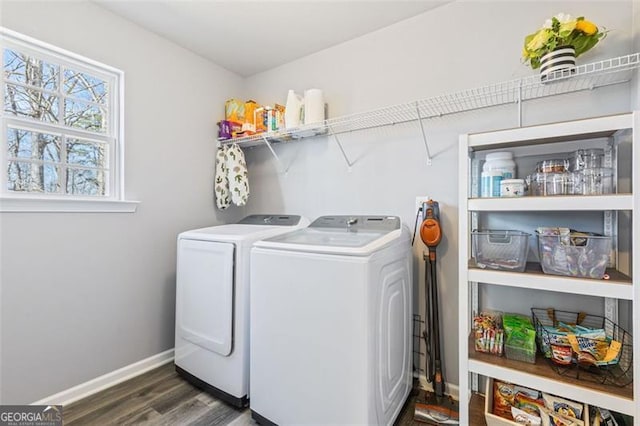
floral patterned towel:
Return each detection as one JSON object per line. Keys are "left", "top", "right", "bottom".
{"left": 214, "top": 144, "right": 230, "bottom": 209}
{"left": 227, "top": 143, "right": 249, "bottom": 206}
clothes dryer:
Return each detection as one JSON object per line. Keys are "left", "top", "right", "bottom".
{"left": 250, "top": 215, "right": 412, "bottom": 425}
{"left": 175, "top": 215, "right": 308, "bottom": 407}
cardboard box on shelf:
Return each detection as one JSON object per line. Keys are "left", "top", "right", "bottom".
{"left": 225, "top": 99, "right": 245, "bottom": 123}
{"left": 242, "top": 100, "right": 258, "bottom": 133}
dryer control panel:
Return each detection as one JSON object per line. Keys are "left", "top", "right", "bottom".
{"left": 309, "top": 215, "right": 400, "bottom": 231}
{"left": 238, "top": 215, "right": 302, "bottom": 226}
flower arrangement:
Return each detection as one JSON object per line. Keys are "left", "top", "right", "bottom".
{"left": 523, "top": 13, "right": 606, "bottom": 69}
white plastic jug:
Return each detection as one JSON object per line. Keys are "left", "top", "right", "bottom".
{"left": 284, "top": 90, "right": 304, "bottom": 129}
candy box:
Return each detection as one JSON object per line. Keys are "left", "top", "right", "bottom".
{"left": 225, "top": 99, "right": 245, "bottom": 123}
{"left": 218, "top": 120, "right": 242, "bottom": 140}
{"left": 243, "top": 100, "right": 258, "bottom": 133}
{"left": 254, "top": 106, "right": 266, "bottom": 133}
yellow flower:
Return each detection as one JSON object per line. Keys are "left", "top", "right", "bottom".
{"left": 526, "top": 29, "right": 551, "bottom": 52}
{"left": 576, "top": 19, "right": 598, "bottom": 35}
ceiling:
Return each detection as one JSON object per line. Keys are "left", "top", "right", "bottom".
{"left": 94, "top": 1, "right": 449, "bottom": 77}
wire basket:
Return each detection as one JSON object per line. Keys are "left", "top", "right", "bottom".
{"left": 531, "top": 308, "right": 633, "bottom": 387}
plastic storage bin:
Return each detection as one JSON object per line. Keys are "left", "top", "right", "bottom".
{"left": 575, "top": 167, "right": 614, "bottom": 195}
{"left": 532, "top": 308, "right": 633, "bottom": 387}
{"left": 502, "top": 313, "right": 536, "bottom": 364}
{"left": 474, "top": 311, "right": 504, "bottom": 356}
{"left": 504, "top": 327, "right": 536, "bottom": 364}
{"left": 529, "top": 172, "right": 575, "bottom": 196}
{"left": 472, "top": 230, "right": 530, "bottom": 272}
{"left": 569, "top": 148, "right": 604, "bottom": 171}
{"left": 536, "top": 228, "right": 611, "bottom": 279}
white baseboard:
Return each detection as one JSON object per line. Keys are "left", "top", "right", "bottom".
{"left": 32, "top": 349, "right": 174, "bottom": 406}
{"left": 414, "top": 372, "right": 460, "bottom": 400}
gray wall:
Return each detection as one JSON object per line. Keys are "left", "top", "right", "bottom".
{"left": 0, "top": 1, "right": 243, "bottom": 403}
{"left": 240, "top": 1, "right": 636, "bottom": 388}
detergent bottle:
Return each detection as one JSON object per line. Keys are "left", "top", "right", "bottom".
{"left": 284, "top": 90, "right": 304, "bottom": 129}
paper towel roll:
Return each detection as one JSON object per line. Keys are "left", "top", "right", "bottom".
{"left": 304, "top": 89, "right": 324, "bottom": 125}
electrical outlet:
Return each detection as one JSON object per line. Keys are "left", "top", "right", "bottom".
{"left": 415, "top": 196, "right": 429, "bottom": 216}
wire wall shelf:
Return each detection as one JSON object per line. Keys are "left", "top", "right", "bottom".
{"left": 219, "top": 53, "right": 640, "bottom": 165}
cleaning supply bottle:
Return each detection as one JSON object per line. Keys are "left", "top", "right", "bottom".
{"left": 284, "top": 90, "right": 303, "bottom": 129}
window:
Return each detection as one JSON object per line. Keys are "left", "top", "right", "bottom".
{"left": 1, "top": 28, "right": 134, "bottom": 212}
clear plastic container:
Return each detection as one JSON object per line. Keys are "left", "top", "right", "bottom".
{"left": 536, "top": 159, "right": 568, "bottom": 173}
{"left": 472, "top": 230, "right": 530, "bottom": 272}
{"left": 569, "top": 149, "right": 604, "bottom": 171}
{"left": 536, "top": 228, "right": 611, "bottom": 279}
{"left": 530, "top": 172, "right": 574, "bottom": 196}
{"left": 575, "top": 167, "right": 613, "bottom": 195}
{"left": 546, "top": 172, "right": 574, "bottom": 195}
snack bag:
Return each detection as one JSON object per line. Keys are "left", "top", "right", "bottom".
{"left": 550, "top": 344, "right": 573, "bottom": 365}
{"left": 540, "top": 407, "right": 584, "bottom": 426}
{"left": 516, "top": 393, "right": 546, "bottom": 417}
{"left": 512, "top": 406, "right": 542, "bottom": 425}
{"left": 542, "top": 393, "right": 584, "bottom": 419}
{"left": 493, "top": 380, "right": 516, "bottom": 420}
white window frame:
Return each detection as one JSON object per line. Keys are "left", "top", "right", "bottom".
{"left": 0, "top": 27, "right": 137, "bottom": 212}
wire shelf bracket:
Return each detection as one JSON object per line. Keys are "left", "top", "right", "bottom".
{"left": 261, "top": 135, "right": 286, "bottom": 173}
{"left": 327, "top": 124, "right": 354, "bottom": 170}
{"left": 415, "top": 101, "right": 433, "bottom": 166}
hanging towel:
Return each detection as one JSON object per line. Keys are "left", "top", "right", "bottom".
{"left": 214, "top": 143, "right": 231, "bottom": 210}
{"left": 227, "top": 143, "right": 250, "bottom": 206}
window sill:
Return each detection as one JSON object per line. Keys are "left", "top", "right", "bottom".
{"left": 0, "top": 196, "right": 140, "bottom": 213}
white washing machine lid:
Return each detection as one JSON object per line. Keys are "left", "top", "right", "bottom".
{"left": 178, "top": 215, "right": 309, "bottom": 243}
{"left": 253, "top": 215, "right": 405, "bottom": 256}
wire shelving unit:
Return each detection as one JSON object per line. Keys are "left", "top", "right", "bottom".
{"left": 219, "top": 53, "right": 640, "bottom": 166}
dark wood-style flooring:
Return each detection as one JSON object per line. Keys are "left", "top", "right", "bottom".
{"left": 64, "top": 363, "right": 486, "bottom": 425}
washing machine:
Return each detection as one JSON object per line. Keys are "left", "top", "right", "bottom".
{"left": 250, "top": 215, "right": 412, "bottom": 425}
{"left": 174, "top": 214, "right": 309, "bottom": 407}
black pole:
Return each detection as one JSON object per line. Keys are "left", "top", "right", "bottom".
{"left": 431, "top": 248, "right": 445, "bottom": 398}
{"left": 423, "top": 254, "right": 432, "bottom": 383}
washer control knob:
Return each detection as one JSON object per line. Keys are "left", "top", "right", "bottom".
{"left": 347, "top": 217, "right": 358, "bottom": 226}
